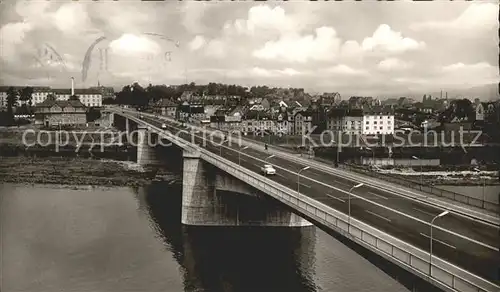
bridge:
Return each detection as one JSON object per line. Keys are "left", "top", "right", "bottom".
{"left": 106, "top": 107, "right": 499, "bottom": 292}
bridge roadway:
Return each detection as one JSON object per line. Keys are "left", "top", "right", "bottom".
{"left": 129, "top": 113, "right": 499, "bottom": 285}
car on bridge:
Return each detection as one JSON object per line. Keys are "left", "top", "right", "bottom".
{"left": 261, "top": 164, "right": 276, "bottom": 175}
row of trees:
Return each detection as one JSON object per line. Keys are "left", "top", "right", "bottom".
{"left": 3, "top": 87, "right": 35, "bottom": 122}
{"left": 107, "top": 82, "right": 309, "bottom": 108}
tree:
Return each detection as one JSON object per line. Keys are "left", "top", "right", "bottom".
{"left": 69, "top": 95, "right": 80, "bottom": 101}
{"left": 86, "top": 107, "right": 101, "bottom": 122}
{"left": 131, "top": 82, "right": 147, "bottom": 108}
{"left": 6, "top": 87, "right": 18, "bottom": 115}
{"left": 453, "top": 99, "right": 474, "bottom": 121}
{"left": 20, "top": 86, "right": 34, "bottom": 105}
{"left": 102, "top": 97, "right": 115, "bottom": 105}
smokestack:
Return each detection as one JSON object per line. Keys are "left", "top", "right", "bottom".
{"left": 71, "top": 77, "right": 75, "bottom": 96}
{"left": 445, "top": 92, "right": 448, "bottom": 99}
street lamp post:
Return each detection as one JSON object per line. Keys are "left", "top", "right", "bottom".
{"left": 220, "top": 139, "right": 228, "bottom": 156}
{"left": 429, "top": 210, "right": 449, "bottom": 277}
{"left": 297, "top": 166, "right": 310, "bottom": 195}
{"left": 412, "top": 156, "right": 423, "bottom": 189}
{"left": 239, "top": 146, "right": 249, "bottom": 166}
{"left": 474, "top": 167, "right": 486, "bottom": 208}
{"left": 366, "top": 147, "right": 375, "bottom": 165}
{"left": 348, "top": 183, "right": 364, "bottom": 232}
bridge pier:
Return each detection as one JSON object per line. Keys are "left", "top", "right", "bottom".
{"left": 137, "top": 125, "right": 159, "bottom": 166}
{"left": 181, "top": 150, "right": 312, "bottom": 227}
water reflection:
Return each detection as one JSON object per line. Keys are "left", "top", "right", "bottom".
{"left": 144, "top": 182, "right": 318, "bottom": 292}
{"left": 2, "top": 182, "right": 411, "bottom": 292}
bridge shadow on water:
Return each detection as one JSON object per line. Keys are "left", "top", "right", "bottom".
{"left": 275, "top": 200, "right": 445, "bottom": 292}
{"left": 141, "top": 181, "right": 319, "bottom": 292}
{"left": 138, "top": 180, "right": 444, "bottom": 292}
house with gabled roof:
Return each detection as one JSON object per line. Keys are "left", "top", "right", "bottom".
{"left": 34, "top": 94, "right": 87, "bottom": 126}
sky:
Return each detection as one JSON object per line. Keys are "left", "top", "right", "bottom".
{"left": 0, "top": 1, "right": 498, "bottom": 97}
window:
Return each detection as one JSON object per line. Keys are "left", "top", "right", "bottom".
{"left": 388, "top": 121, "right": 391, "bottom": 124}
{"left": 379, "top": 126, "right": 383, "bottom": 130}
{"left": 374, "top": 121, "right": 377, "bottom": 124}
{"left": 379, "top": 116, "right": 382, "bottom": 119}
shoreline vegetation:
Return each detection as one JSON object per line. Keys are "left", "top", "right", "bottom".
{"left": 0, "top": 127, "right": 497, "bottom": 188}
{"left": 0, "top": 154, "right": 497, "bottom": 188}
{"left": 0, "top": 156, "right": 179, "bottom": 188}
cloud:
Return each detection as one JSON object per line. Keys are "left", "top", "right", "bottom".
{"left": 251, "top": 67, "right": 304, "bottom": 77}
{"left": 204, "top": 39, "right": 227, "bottom": 58}
{"left": 109, "top": 34, "right": 161, "bottom": 55}
{"left": 325, "top": 64, "right": 369, "bottom": 76}
{"left": 51, "top": 3, "right": 92, "bottom": 35}
{"left": 0, "top": 22, "right": 33, "bottom": 60}
{"left": 441, "top": 62, "right": 492, "bottom": 72}
{"left": 188, "top": 35, "right": 206, "bottom": 51}
{"left": 253, "top": 27, "right": 341, "bottom": 63}
{"left": 377, "top": 58, "right": 414, "bottom": 71}
{"left": 181, "top": 2, "right": 209, "bottom": 34}
{"left": 361, "top": 24, "right": 425, "bottom": 53}
{"left": 411, "top": 3, "right": 497, "bottom": 33}
{"left": 439, "top": 62, "right": 498, "bottom": 85}
{"left": 394, "top": 62, "right": 498, "bottom": 89}
{"left": 223, "top": 5, "right": 295, "bottom": 36}
{"left": 0, "top": 1, "right": 496, "bottom": 96}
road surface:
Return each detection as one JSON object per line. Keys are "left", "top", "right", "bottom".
{"left": 132, "top": 113, "right": 499, "bottom": 284}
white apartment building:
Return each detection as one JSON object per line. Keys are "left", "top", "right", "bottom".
{"left": 52, "top": 89, "right": 103, "bottom": 107}
{"left": 32, "top": 89, "right": 53, "bottom": 105}
{"left": 362, "top": 113, "right": 395, "bottom": 135}
{"left": 0, "top": 91, "right": 7, "bottom": 108}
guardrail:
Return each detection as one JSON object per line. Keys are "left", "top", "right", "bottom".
{"left": 114, "top": 109, "right": 499, "bottom": 222}
{"left": 115, "top": 109, "right": 499, "bottom": 292}
{"left": 200, "top": 146, "right": 499, "bottom": 292}
{"left": 114, "top": 109, "right": 499, "bottom": 224}
{"left": 236, "top": 131, "right": 499, "bottom": 213}
{"left": 340, "top": 163, "right": 499, "bottom": 213}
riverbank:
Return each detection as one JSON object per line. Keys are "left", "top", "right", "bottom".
{"left": 0, "top": 156, "right": 179, "bottom": 187}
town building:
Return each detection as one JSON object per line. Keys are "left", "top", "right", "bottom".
{"left": 89, "top": 82, "right": 115, "bottom": 100}
{"left": 0, "top": 89, "right": 8, "bottom": 108}
{"left": 294, "top": 110, "right": 313, "bottom": 135}
{"left": 52, "top": 88, "right": 102, "bottom": 107}
{"left": 475, "top": 103, "right": 485, "bottom": 121}
{"left": 248, "top": 98, "right": 270, "bottom": 111}
{"left": 32, "top": 88, "right": 54, "bottom": 105}
{"left": 154, "top": 98, "right": 177, "bottom": 118}
{"left": 177, "top": 101, "right": 205, "bottom": 121}
{"left": 34, "top": 95, "right": 86, "bottom": 127}
{"left": 327, "top": 108, "right": 364, "bottom": 135}
{"left": 362, "top": 112, "right": 395, "bottom": 135}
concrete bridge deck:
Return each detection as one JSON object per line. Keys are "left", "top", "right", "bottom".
{"left": 110, "top": 108, "right": 499, "bottom": 292}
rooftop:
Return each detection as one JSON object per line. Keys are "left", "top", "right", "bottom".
{"left": 36, "top": 95, "right": 86, "bottom": 108}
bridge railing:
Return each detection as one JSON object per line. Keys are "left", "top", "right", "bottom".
{"left": 340, "top": 163, "right": 499, "bottom": 212}
{"left": 199, "top": 146, "right": 499, "bottom": 292}
{"left": 114, "top": 108, "right": 499, "bottom": 221}
{"left": 116, "top": 109, "right": 499, "bottom": 292}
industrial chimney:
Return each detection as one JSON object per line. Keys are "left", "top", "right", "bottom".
{"left": 71, "top": 77, "right": 75, "bottom": 96}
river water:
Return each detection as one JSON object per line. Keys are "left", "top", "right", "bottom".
{"left": 1, "top": 182, "right": 420, "bottom": 292}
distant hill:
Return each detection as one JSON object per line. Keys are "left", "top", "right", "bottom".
{"left": 426, "top": 83, "right": 499, "bottom": 101}
{"left": 367, "top": 83, "right": 500, "bottom": 101}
